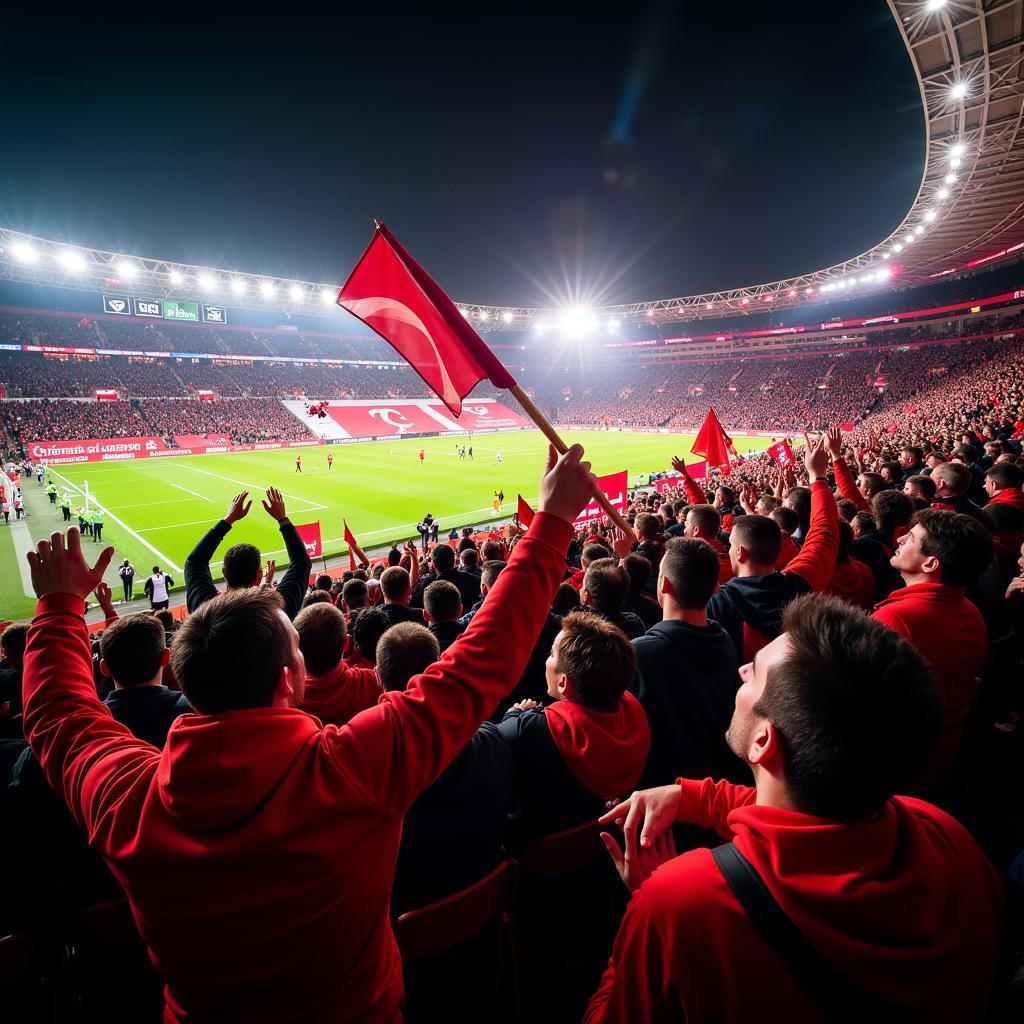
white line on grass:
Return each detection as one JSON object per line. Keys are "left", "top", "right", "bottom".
{"left": 45, "top": 467, "right": 184, "bottom": 573}
{"left": 139, "top": 519, "right": 218, "bottom": 533}
{"left": 107, "top": 500, "right": 185, "bottom": 511}
{"left": 174, "top": 463, "right": 327, "bottom": 511}
{"left": 9, "top": 515, "right": 38, "bottom": 598}
{"left": 170, "top": 483, "right": 214, "bottom": 502}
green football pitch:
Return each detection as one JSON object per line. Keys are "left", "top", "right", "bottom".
{"left": 1, "top": 429, "right": 772, "bottom": 621}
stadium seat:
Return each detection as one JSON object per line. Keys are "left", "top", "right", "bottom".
{"left": 64, "top": 897, "right": 163, "bottom": 1023}
{"left": 395, "top": 859, "right": 519, "bottom": 1024}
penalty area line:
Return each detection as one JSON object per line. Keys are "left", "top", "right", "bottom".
{"left": 45, "top": 467, "right": 184, "bottom": 574}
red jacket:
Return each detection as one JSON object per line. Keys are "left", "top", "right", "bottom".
{"left": 708, "top": 538, "right": 734, "bottom": 585}
{"left": 872, "top": 582, "right": 986, "bottom": 792}
{"left": 826, "top": 557, "right": 875, "bottom": 610}
{"left": 299, "top": 661, "right": 380, "bottom": 727}
{"left": 586, "top": 777, "right": 1003, "bottom": 1023}
{"left": 988, "top": 486, "right": 1024, "bottom": 513}
{"left": 23, "top": 511, "right": 573, "bottom": 1024}
{"left": 832, "top": 458, "right": 869, "bottom": 512}
{"left": 773, "top": 533, "right": 799, "bottom": 571}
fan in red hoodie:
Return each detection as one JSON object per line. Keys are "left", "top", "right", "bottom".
{"left": 826, "top": 520, "right": 875, "bottom": 610}
{"left": 498, "top": 610, "right": 651, "bottom": 852}
{"left": 983, "top": 461, "right": 1024, "bottom": 513}
{"left": 587, "top": 594, "right": 1003, "bottom": 1023}
{"left": 681, "top": 504, "right": 733, "bottom": 585}
{"left": 20, "top": 444, "right": 598, "bottom": 1024}
{"left": 872, "top": 507, "right": 994, "bottom": 794}
{"left": 294, "top": 602, "right": 380, "bottom": 726}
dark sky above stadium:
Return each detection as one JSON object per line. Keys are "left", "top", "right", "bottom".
{"left": 2, "top": 4, "right": 922, "bottom": 308}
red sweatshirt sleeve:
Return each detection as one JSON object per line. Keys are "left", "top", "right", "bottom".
{"left": 784, "top": 480, "right": 840, "bottom": 593}
{"left": 675, "top": 776, "right": 756, "bottom": 839}
{"left": 22, "top": 593, "right": 161, "bottom": 853}
{"left": 831, "top": 458, "right": 868, "bottom": 511}
{"left": 328, "top": 511, "right": 573, "bottom": 817}
{"left": 682, "top": 475, "right": 707, "bottom": 506}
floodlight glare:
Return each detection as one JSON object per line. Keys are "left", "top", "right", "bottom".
{"left": 259, "top": 281, "right": 276, "bottom": 297}
{"left": 57, "top": 249, "right": 85, "bottom": 271}
{"left": 937, "top": 187, "right": 950, "bottom": 200}
{"left": 231, "top": 278, "right": 246, "bottom": 294}
{"left": 11, "top": 242, "right": 38, "bottom": 264}
{"left": 479, "top": 311, "right": 490, "bottom": 321}
{"left": 502, "top": 311, "right": 513, "bottom": 323}
{"left": 949, "top": 81, "right": 968, "bottom": 100}
{"left": 894, "top": 243, "right": 904, "bottom": 252}
{"left": 169, "top": 270, "right": 184, "bottom": 285}
{"left": 914, "top": 225, "right": 925, "bottom": 235}
{"left": 925, "top": 210, "right": 937, "bottom": 222}
{"left": 950, "top": 157, "right": 961, "bottom": 169}
{"left": 116, "top": 260, "right": 137, "bottom": 280}
{"left": 459, "top": 308, "right": 469, "bottom": 318}
{"left": 950, "top": 143, "right": 965, "bottom": 159}
{"left": 289, "top": 284, "right": 303, "bottom": 301}
{"left": 198, "top": 273, "right": 216, "bottom": 291}
{"left": 559, "top": 306, "right": 595, "bottom": 337}
{"left": 320, "top": 288, "right": 335, "bottom": 304}
{"left": 926, "top": 0, "right": 946, "bottom": 11}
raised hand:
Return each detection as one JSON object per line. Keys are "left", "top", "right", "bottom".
{"left": 611, "top": 525, "right": 633, "bottom": 559}
{"left": 27, "top": 528, "right": 114, "bottom": 600}
{"left": 670, "top": 456, "right": 691, "bottom": 477}
{"left": 94, "top": 580, "right": 115, "bottom": 611}
{"left": 224, "top": 491, "right": 251, "bottom": 524}
{"left": 538, "top": 444, "right": 597, "bottom": 525}
{"left": 599, "top": 783, "right": 682, "bottom": 853}
{"left": 261, "top": 487, "right": 287, "bottom": 522}
{"left": 600, "top": 823, "right": 677, "bottom": 892}
{"left": 803, "top": 431, "right": 829, "bottom": 483}
{"left": 825, "top": 426, "right": 844, "bottom": 461}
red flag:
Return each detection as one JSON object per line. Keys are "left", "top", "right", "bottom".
{"left": 691, "top": 407, "right": 733, "bottom": 471}
{"left": 517, "top": 494, "right": 535, "bottom": 528}
{"left": 337, "top": 223, "right": 517, "bottom": 415}
{"left": 840, "top": 420, "right": 854, "bottom": 432}
{"left": 574, "top": 471, "right": 628, "bottom": 526}
{"left": 343, "top": 519, "right": 359, "bottom": 572}
{"left": 766, "top": 441, "right": 797, "bottom": 469}
{"left": 295, "top": 522, "right": 322, "bottom": 560}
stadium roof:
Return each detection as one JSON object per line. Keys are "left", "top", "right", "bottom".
{"left": 1, "top": 0, "right": 1022, "bottom": 330}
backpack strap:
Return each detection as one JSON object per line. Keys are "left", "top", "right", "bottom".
{"left": 712, "top": 842, "right": 895, "bottom": 1022}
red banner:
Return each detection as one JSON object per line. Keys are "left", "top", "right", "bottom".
{"left": 95, "top": 389, "right": 119, "bottom": 401}
{"left": 174, "top": 434, "right": 231, "bottom": 449}
{"left": 326, "top": 402, "right": 453, "bottom": 438}
{"left": 767, "top": 441, "right": 797, "bottom": 468}
{"left": 28, "top": 435, "right": 168, "bottom": 463}
{"left": 431, "top": 401, "right": 531, "bottom": 431}
{"left": 574, "top": 470, "right": 628, "bottom": 526}
{"left": 295, "top": 521, "right": 323, "bottom": 559}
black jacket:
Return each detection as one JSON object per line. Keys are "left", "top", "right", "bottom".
{"left": 392, "top": 722, "right": 513, "bottom": 914}
{"left": 850, "top": 531, "right": 904, "bottom": 603}
{"left": 622, "top": 593, "right": 662, "bottom": 631}
{"left": 428, "top": 620, "right": 466, "bottom": 653}
{"left": 705, "top": 570, "right": 812, "bottom": 660}
{"left": 102, "top": 685, "right": 192, "bottom": 749}
{"left": 498, "top": 707, "right": 607, "bottom": 853}
{"left": 413, "top": 567, "right": 481, "bottom": 612}
{"left": 379, "top": 603, "right": 425, "bottom": 625}
{"left": 630, "top": 619, "right": 738, "bottom": 787}
{"left": 184, "top": 517, "right": 311, "bottom": 620}
{"left": 591, "top": 608, "right": 646, "bottom": 640}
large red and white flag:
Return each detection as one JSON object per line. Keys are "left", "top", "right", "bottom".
{"left": 337, "top": 223, "right": 517, "bottom": 415}
{"left": 295, "top": 521, "right": 322, "bottom": 559}
{"left": 574, "top": 470, "right": 628, "bottom": 526}
{"left": 691, "top": 407, "right": 734, "bottom": 471}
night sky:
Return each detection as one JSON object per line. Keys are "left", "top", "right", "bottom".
{"left": 1, "top": 3, "right": 922, "bottom": 308}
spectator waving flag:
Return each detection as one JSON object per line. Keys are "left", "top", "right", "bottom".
{"left": 343, "top": 519, "right": 360, "bottom": 572}
{"left": 691, "top": 407, "right": 734, "bottom": 471}
{"left": 337, "top": 222, "right": 516, "bottom": 416}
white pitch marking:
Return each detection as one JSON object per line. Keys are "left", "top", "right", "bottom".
{"left": 170, "top": 483, "right": 214, "bottom": 502}
{"left": 45, "top": 467, "right": 183, "bottom": 573}
{"left": 173, "top": 463, "right": 327, "bottom": 510}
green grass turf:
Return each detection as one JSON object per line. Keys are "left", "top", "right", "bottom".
{"left": 0, "top": 429, "right": 772, "bottom": 619}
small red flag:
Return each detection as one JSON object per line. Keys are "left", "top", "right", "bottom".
{"left": 840, "top": 420, "right": 855, "bottom": 432}
{"left": 766, "top": 441, "right": 797, "bottom": 469}
{"left": 337, "top": 223, "right": 517, "bottom": 415}
{"left": 691, "top": 407, "right": 733, "bottom": 471}
{"left": 343, "top": 519, "right": 359, "bottom": 572}
{"left": 295, "top": 522, "right": 322, "bottom": 560}
{"left": 517, "top": 494, "right": 535, "bottom": 528}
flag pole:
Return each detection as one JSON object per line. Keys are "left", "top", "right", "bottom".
{"left": 509, "top": 384, "right": 636, "bottom": 542}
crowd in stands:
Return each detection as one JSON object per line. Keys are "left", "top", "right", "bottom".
{"left": 141, "top": 398, "right": 317, "bottom": 445}
{"left": 2, "top": 301, "right": 1024, "bottom": 1022}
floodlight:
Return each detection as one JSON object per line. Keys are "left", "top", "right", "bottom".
{"left": 894, "top": 243, "right": 904, "bottom": 253}
{"left": 787, "top": 289, "right": 796, "bottom": 297}
{"left": 116, "top": 260, "right": 137, "bottom": 279}
{"left": 950, "top": 143, "right": 965, "bottom": 159}
{"left": 882, "top": 253, "right": 891, "bottom": 260}
{"left": 320, "top": 288, "right": 335, "bottom": 304}
{"left": 937, "top": 187, "right": 949, "bottom": 200}
{"left": 762, "top": 294, "right": 774, "bottom": 302}
{"left": 502, "top": 311, "right": 512, "bottom": 323}
{"left": 479, "top": 310, "right": 490, "bottom": 321}
{"left": 705, "top": 302, "right": 714, "bottom": 310}
{"left": 289, "top": 284, "right": 304, "bottom": 301}
{"left": 559, "top": 306, "right": 595, "bottom": 337}
{"left": 57, "top": 249, "right": 85, "bottom": 271}
{"left": 198, "top": 273, "right": 216, "bottom": 291}
{"left": 169, "top": 270, "right": 184, "bottom": 285}
{"left": 926, "top": 0, "right": 946, "bottom": 11}
{"left": 949, "top": 81, "right": 968, "bottom": 100}
{"left": 915, "top": 225, "right": 924, "bottom": 235}
{"left": 905, "top": 234, "right": 915, "bottom": 244}
{"left": 259, "top": 281, "right": 276, "bottom": 297}
{"left": 950, "top": 157, "right": 961, "bottom": 169}
{"left": 11, "top": 242, "right": 37, "bottom": 263}
{"left": 231, "top": 278, "right": 246, "bottom": 294}
{"left": 739, "top": 297, "right": 750, "bottom": 306}
{"left": 925, "top": 210, "right": 937, "bottom": 222}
